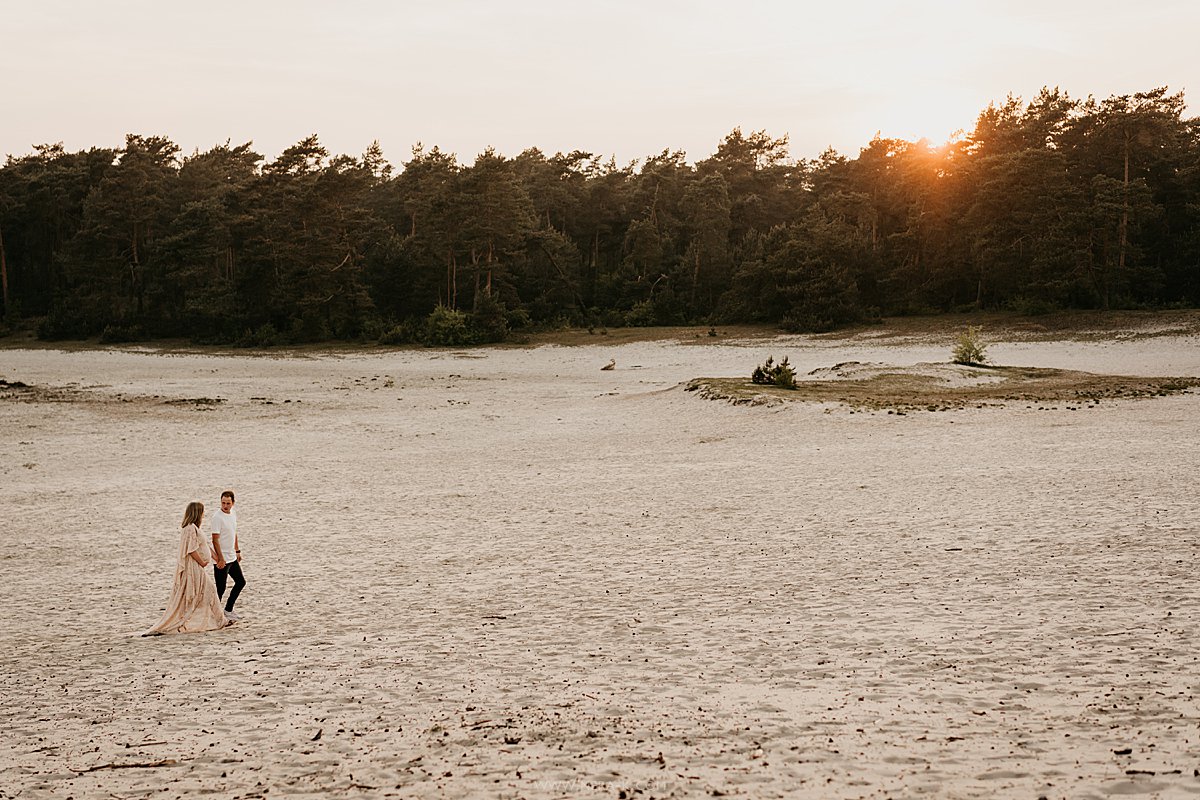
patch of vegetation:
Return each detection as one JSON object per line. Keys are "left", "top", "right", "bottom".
{"left": 423, "top": 305, "right": 473, "bottom": 346}
{"left": 751, "top": 355, "right": 797, "bottom": 389}
{"left": 378, "top": 319, "right": 423, "bottom": 345}
{"left": 469, "top": 293, "right": 509, "bottom": 344}
{"left": 952, "top": 326, "right": 989, "bottom": 365}
{"left": 99, "top": 324, "right": 145, "bottom": 344}
{"left": 687, "top": 364, "right": 1200, "bottom": 412}
{"left": 237, "top": 323, "right": 283, "bottom": 347}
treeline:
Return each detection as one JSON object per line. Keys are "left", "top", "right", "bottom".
{"left": 1, "top": 86, "right": 1198, "bottom": 345}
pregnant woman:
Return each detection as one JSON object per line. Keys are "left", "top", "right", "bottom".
{"left": 143, "top": 502, "right": 233, "bottom": 635}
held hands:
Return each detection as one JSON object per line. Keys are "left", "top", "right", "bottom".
{"left": 215, "top": 558, "right": 226, "bottom": 569}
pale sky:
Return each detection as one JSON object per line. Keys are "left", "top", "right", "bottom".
{"left": 4, "top": 1, "right": 1197, "bottom": 167}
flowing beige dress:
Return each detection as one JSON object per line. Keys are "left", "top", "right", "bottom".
{"left": 143, "top": 523, "right": 231, "bottom": 635}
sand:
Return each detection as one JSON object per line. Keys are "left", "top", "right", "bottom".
{"left": 2, "top": 323, "right": 1199, "bottom": 798}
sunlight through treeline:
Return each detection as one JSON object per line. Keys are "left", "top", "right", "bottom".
{"left": 0, "top": 87, "right": 1196, "bottom": 345}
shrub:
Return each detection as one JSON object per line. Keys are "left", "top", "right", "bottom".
{"left": 624, "top": 299, "right": 656, "bottom": 327}
{"left": 782, "top": 309, "right": 838, "bottom": 334}
{"left": 952, "top": 326, "right": 989, "bottom": 365}
{"left": 234, "top": 323, "right": 284, "bottom": 347}
{"left": 288, "top": 315, "right": 330, "bottom": 343}
{"left": 379, "top": 319, "right": 422, "bottom": 345}
{"left": 1007, "top": 295, "right": 1057, "bottom": 316}
{"left": 505, "top": 306, "right": 532, "bottom": 331}
{"left": 423, "top": 305, "right": 473, "bottom": 346}
{"left": 99, "top": 324, "right": 145, "bottom": 344}
{"left": 751, "top": 355, "right": 797, "bottom": 389}
{"left": 38, "top": 306, "right": 89, "bottom": 340}
{"left": 469, "top": 293, "right": 509, "bottom": 343}
{"left": 357, "top": 317, "right": 386, "bottom": 342}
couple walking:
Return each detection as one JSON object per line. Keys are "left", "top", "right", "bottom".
{"left": 143, "top": 490, "right": 247, "bottom": 636}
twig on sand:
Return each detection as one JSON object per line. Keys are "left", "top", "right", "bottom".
{"left": 68, "top": 758, "right": 180, "bottom": 773}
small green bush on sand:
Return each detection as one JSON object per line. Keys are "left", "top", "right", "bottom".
{"left": 952, "top": 326, "right": 989, "bottom": 366}
{"left": 751, "top": 355, "right": 797, "bottom": 389}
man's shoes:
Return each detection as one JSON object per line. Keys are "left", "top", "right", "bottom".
{"left": 225, "top": 610, "right": 242, "bottom": 622}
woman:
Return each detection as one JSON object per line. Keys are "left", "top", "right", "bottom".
{"left": 143, "top": 502, "right": 233, "bottom": 635}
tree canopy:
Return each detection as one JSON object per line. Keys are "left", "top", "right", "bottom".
{"left": 2, "top": 86, "right": 1198, "bottom": 344}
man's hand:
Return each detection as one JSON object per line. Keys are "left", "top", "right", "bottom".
{"left": 215, "top": 558, "right": 226, "bottom": 569}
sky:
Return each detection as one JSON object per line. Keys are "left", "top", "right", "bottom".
{"left": 4, "top": 1, "right": 1198, "bottom": 167}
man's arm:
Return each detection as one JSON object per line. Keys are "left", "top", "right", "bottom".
{"left": 211, "top": 533, "right": 226, "bottom": 568}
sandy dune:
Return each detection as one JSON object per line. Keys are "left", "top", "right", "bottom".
{"left": 2, "top": 327, "right": 1199, "bottom": 798}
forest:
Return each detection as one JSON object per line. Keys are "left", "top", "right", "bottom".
{"left": 1, "top": 86, "right": 1197, "bottom": 345}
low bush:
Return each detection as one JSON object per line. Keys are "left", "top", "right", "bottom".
{"left": 99, "top": 324, "right": 145, "bottom": 344}
{"left": 234, "top": 323, "right": 284, "bottom": 347}
{"left": 379, "top": 319, "right": 422, "bottom": 345}
{"left": 751, "top": 355, "right": 797, "bottom": 389}
{"left": 424, "top": 305, "right": 473, "bottom": 346}
{"left": 952, "top": 326, "right": 989, "bottom": 365}
{"left": 37, "top": 307, "right": 88, "bottom": 340}
{"left": 624, "top": 300, "right": 657, "bottom": 327}
{"left": 470, "top": 293, "right": 509, "bottom": 343}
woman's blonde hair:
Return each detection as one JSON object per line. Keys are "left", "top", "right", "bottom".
{"left": 181, "top": 501, "right": 204, "bottom": 529}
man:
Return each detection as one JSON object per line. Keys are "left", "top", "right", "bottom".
{"left": 210, "top": 489, "right": 247, "bottom": 621}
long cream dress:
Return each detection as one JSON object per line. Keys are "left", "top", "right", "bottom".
{"left": 143, "top": 523, "right": 231, "bottom": 635}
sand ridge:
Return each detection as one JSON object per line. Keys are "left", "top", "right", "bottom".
{"left": 686, "top": 360, "right": 1200, "bottom": 411}
{"left": 2, "top": 329, "right": 1199, "bottom": 798}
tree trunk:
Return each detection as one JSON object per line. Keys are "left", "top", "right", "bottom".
{"left": 131, "top": 222, "right": 144, "bottom": 315}
{"left": 0, "top": 224, "right": 9, "bottom": 317}
{"left": 470, "top": 247, "right": 481, "bottom": 308}
{"left": 484, "top": 241, "right": 494, "bottom": 297}
{"left": 1117, "top": 130, "right": 1130, "bottom": 293}
{"left": 591, "top": 231, "right": 600, "bottom": 295}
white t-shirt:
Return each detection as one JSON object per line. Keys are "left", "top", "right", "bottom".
{"left": 210, "top": 508, "right": 238, "bottom": 563}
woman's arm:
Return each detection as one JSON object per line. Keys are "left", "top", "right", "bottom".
{"left": 184, "top": 525, "right": 209, "bottom": 566}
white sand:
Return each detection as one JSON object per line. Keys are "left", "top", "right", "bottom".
{"left": 2, "top": 331, "right": 1199, "bottom": 798}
